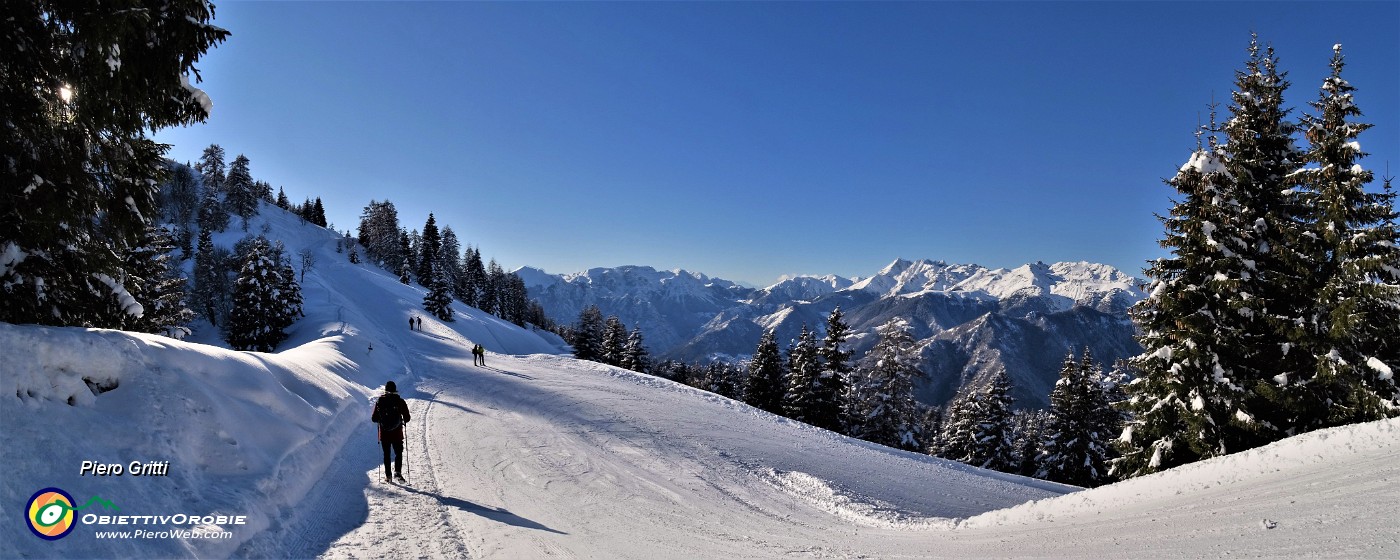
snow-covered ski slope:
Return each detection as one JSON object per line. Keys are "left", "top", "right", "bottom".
{"left": 3, "top": 204, "right": 1398, "bottom": 558}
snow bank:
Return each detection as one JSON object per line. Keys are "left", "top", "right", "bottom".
{"left": 0, "top": 323, "right": 371, "bottom": 558}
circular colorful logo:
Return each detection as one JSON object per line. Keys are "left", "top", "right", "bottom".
{"left": 26, "top": 487, "right": 77, "bottom": 540}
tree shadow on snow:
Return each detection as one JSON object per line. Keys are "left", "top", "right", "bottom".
{"left": 398, "top": 486, "right": 567, "bottom": 535}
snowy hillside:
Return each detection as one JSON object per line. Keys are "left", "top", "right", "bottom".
{"left": 4, "top": 205, "right": 1397, "bottom": 558}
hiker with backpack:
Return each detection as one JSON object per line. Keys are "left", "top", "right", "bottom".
{"left": 371, "top": 381, "right": 411, "bottom": 483}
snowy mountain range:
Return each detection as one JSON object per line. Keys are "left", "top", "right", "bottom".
{"left": 523, "top": 258, "right": 1147, "bottom": 409}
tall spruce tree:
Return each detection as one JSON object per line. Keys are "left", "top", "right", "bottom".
{"left": 601, "top": 316, "right": 628, "bottom": 367}
{"left": 226, "top": 237, "right": 300, "bottom": 352}
{"left": 165, "top": 163, "right": 200, "bottom": 231}
{"left": 225, "top": 154, "right": 258, "bottom": 229}
{"left": 621, "top": 327, "right": 651, "bottom": 373}
{"left": 1038, "top": 349, "right": 1117, "bottom": 487}
{"left": 817, "top": 307, "right": 854, "bottom": 433}
{"left": 422, "top": 263, "right": 454, "bottom": 321}
{"left": 417, "top": 214, "right": 441, "bottom": 284}
{"left": 195, "top": 144, "right": 227, "bottom": 196}
{"left": 1, "top": 2, "right": 227, "bottom": 326}
{"left": 964, "top": 370, "right": 1016, "bottom": 472}
{"left": 783, "top": 325, "right": 822, "bottom": 424}
{"left": 573, "top": 305, "right": 605, "bottom": 362}
{"left": 744, "top": 330, "right": 787, "bottom": 416}
{"left": 438, "top": 226, "right": 463, "bottom": 299}
{"left": 122, "top": 226, "right": 194, "bottom": 339}
{"left": 1119, "top": 134, "right": 1257, "bottom": 478}
{"left": 853, "top": 318, "right": 925, "bottom": 451}
{"left": 1218, "top": 36, "right": 1308, "bottom": 442}
{"left": 460, "top": 246, "right": 486, "bottom": 308}
{"left": 1290, "top": 45, "right": 1400, "bottom": 428}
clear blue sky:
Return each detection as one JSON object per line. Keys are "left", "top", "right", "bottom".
{"left": 154, "top": 1, "right": 1400, "bottom": 287}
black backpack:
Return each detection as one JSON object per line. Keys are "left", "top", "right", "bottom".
{"left": 372, "top": 394, "right": 405, "bottom": 441}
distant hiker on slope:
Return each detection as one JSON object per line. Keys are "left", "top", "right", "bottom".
{"left": 409, "top": 316, "right": 415, "bottom": 331}
{"left": 473, "top": 344, "right": 486, "bottom": 366}
{"left": 371, "top": 381, "right": 411, "bottom": 483}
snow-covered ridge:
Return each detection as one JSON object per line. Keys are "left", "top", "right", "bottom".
{"left": 848, "top": 258, "right": 1145, "bottom": 312}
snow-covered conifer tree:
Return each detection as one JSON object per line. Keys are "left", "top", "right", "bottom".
{"left": 784, "top": 325, "right": 822, "bottom": 425}
{"left": 853, "top": 318, "right": 925, "bottom": 451}
{"left": 165, "top": 163, "right": 201, "bottom": 231}
{"left": 227, "top": 237, "right": 295, "bottom": 352}
{"left": 744, "top": 330, "right": 787, "bottom": 416}
{"left": 417, "top": 214, "right": 441, "bottom": 284}
{"left": 459, "top": 246, "right": 486, "bottom": 308}
{"left": 1120, "top": 129, "right": 1259, "bottom": 477}
{"left": 817, "top": 307, "right": 853, "bottom": 434}
{"left": 1, "top": 2, "right": 226, "bottom": 326}
{"left": 602, "top": 316, "right": 628, "bottom": 367}
{"left": 573, "top": 305, "right": 606, "bottom": 362}
{"left": 621, "top": 327, "right": 651, "bottom": 373}
{"left": 423, "top": 264, "right": 455, "bottom": 322}
{"left": 195, "top": 144, "right": 227, "bottom": 196}
{"left": 191, "top": 229, "right": 224, "bottom": 325}
{"left": 122, "top": 226, "right": 194, "bottom": 339}
{"left": 1218, "top": 36, "right": 1310, "bottom": 440}
{"left": 438, "top": 226, "right": 463, "bottom": 299}
{"left": 1289, "top": 45, "right": 1400, "bottom": 428}
{"left": 225, "top": 154, "right": 258, "bottom": 229}
{"left": 1039, "top": 349, "right": 1116, "bottom": 486}
{"left": 965, "top": 370, "right": 1016, "bottom": 471}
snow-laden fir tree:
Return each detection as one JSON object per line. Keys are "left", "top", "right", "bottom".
{"left": 459, "top": 246, "right": 486, "bottom": 308}
{"left": 783, "top": 325, "right": 822, "bottom": 425}
{"left": 225, "top": 154, "right": 258, "bottom": 230}
{"left": 1038, "top": 349, "right": 1117, "bottom": 487}
{"left": 602, "top": 315, "right": 628, "bottom": 367}
{"left": 1119, "top": 130, "right": 1262, "bottom": 478}
{"left": 1289, "top": 45, "right": 1400, "bottom": 428}
{"left": 1, "top": 2, "right": 226, "bottom": 327}
{"left": 480, "top": 259, "right": 505, "bottom": 315}
{"left": 938, "top": 390, "right": 979, "bottom": 462}
{"left": 964, "top": 369, "right": 1016, "bottom": 471}
{"left": 1009, "top": 409, "right": 1049, "bottom": 477}
{"left": 573, "top": 305, "right": 606, "bottom": 362}
{"left": 817, "top": 307, "right": 853, "bottom": 434}
{"left": 422, "top": 263, "right": 454, "bottom": 321}
{"left": 195, "top": 144, "right": 227, "bottom": 196}
{"left": 1217, "top": 36, "right": 1309, "bottom": 441}
{"left": 744, "top": 330, "right": 788, "bottom": 416}
{"left": 310, "top": 198, "right": 327, "bottom": 228}
{"left": 356, "top": 200, "right": 401, "bottom": 268}
{"left": 269, "top": 240, "right": 303, "bottom": 327}
{"left": 852, "top": 318, "right": 925, "bottom": 451}
{"left": 438, "top": 226, "right": 463, "bottom": 299}
{"left": 191, "top": 229, "right": 226, "bottom": 326}
{"left": 226, "top": 237, "right": 301, "bottom": 352}
{"left": 621, "top": 327, "right": 651, "bottom": 373}
{"left": 122, "top": 226, "right": 194, "bottom": 339}
{"left": 698, "top": 362, "right": 743, "bottom": 400}
{"left": 275, "top": 187, "right": 290, "bottom": 210}
{"left": 164, "top": 163, "right": 201, "bottom": 231}
{"left": 417, "top": 214, "right": 441, "bottom": 284}
{"left": 197, "top": 185, "right": 230, "bottom": 233}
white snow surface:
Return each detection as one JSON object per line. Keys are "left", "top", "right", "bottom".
{"left": 3, "top": 205, "right": 1397, "bottom": 559}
